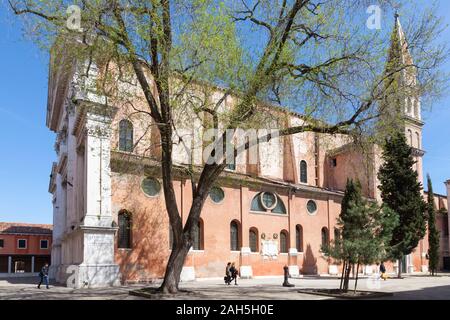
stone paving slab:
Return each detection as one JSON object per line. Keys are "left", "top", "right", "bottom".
{"left": 1, "top": 274, "right": 450, "bottom": 300}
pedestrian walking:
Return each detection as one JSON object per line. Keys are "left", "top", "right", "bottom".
{"left": 37, "top": 263, "right": 50, "bottom": 289}
{"left": 224, "top": 262, "right": 232, "bottom": 285}
{"left": 230, "top": 262, "right": 238, "bottom": 285}
{"left": 380, "top": 262, "right": 388, "bottom": 281}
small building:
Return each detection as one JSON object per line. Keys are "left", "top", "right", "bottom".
{"left": 0, "top": 222, "right": 52, "bottom": 277}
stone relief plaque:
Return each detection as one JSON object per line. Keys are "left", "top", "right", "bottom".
{"left": 261, "top": 240, "right": 278, "bottom": 260}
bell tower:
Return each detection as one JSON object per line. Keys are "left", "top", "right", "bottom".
{"left": 382, "top": 14, "right": 425, "bottom": 184}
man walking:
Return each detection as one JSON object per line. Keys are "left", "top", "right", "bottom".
{"left": 37, "top": 263, "right": 50, "bottom": 289}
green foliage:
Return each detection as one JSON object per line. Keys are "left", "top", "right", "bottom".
{"left": 426, "top": 174, "right": 440, "bottom": 276}
{"left": 377, "top": 131, "right": 427, "bottom": 263}
{"left": 323, "top": 179, "right": 399, "bottom": 267}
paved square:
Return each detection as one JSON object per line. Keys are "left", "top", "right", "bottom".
{"left": 1, "top": 274, "right": 450, "bottom": 300}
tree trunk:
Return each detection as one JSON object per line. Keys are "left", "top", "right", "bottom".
{"left": 354, "top": 262, "right": 360, "bottom": 293}
{"left": 159, "top": 242, "right": 191, "bottom": 294}
{"left": 340, "top": 260, "right": 346, "bottom": 290}
{"left": 343, "top": 263, "right": 352, "bottom": 292}
{"left": 398, "top": 259, "right": 402, "bottom": 279}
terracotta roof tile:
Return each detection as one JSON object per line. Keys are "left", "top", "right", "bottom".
{"left": 0, "top": 222, "right": 53, "bottom": 235}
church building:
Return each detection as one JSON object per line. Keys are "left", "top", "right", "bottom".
{"left": 46, "top": 16, "right": 450, "bottom": 288}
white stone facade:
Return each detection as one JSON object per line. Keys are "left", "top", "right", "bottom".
{"left": 48, "top": 60, "right": 121, "bottom": 288}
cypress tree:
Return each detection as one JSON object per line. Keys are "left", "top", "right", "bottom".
{"left": 426, "top": 174, "right": 440, "bottom": 276}
{"left": 323, "top": 179, "right": 398, "bottom": 293}
{"left": 378, "top": 131, "right": 427, "bottom": 278}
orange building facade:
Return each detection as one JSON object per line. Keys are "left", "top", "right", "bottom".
{"left": 0, "top": 223, "right": 52, "bottom": 276}
{"left": 46, "top": 17, "right": 450, "bottom": 288}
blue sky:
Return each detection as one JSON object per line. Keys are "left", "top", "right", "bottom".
{"left": 0, "top": 1, "right": 449, "bottom": 224}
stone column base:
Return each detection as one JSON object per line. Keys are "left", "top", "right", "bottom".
{"left": 239, "top": 266, "right": 253, "bottom": 279}
{"left": 180, "top": 266, "right": 196, "bottom": 282}
{"left": 64, "top": 264, "right": 121, "bottom": 288}
{"left": 288, "top": 265, "right": 302, "bottom": 278}
{"left": 328, "top": 265, "right": 339, "bottom": 275}
{"left": 364, "top": 265, "right": 374, "bottom": 275}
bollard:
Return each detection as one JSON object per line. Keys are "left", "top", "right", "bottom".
{"left": 282, "top": 265, "right": 295, "bottom": 287}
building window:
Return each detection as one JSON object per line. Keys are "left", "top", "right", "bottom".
{"left": 280, "top": 230, "right": 289, "bottom": 253}
{"left": 296, "top": 225, "right": 303, "bottom": 252}
{"left": 251, "top": 193, "right": 266, "bottom": 212}
{"left": 416, "top": 132, "right": 421, "bottom": 149}
{"left": 307, "top": 200, "right": 317, "bottom": 215}
{"left": 321, "top": 227, "right": 329, "bottom": 249}
{"left": 40, "top": 240, "right": 49, "bottom": 249}
{"left": 192, "top": 219, "right": 204, "bottom": 250}
{"left": 406, "top": 97, "right": 412, "bottom": 115}
{"left": 225, "top": 142, "right": 236, "bottom": 171}
{"left": 249, "top": 228, "right": 258, "bottom": 253}
{"left": 334, "top": 228, "right": 340, "bottom": 245}
{"left": 407, "top": 129, "right": 413, "bottom": 146}
{"left": 142, "top": 177, "right": 161, "bottom": 197}
{"left": 119, "top": 119, "right": 134, "bottom": 152}
{"left": 230, "top": 220, "right": 241, "bottom": 251}
{"left": 0, "top": 239, "right": 4, "bottom": 248}
{"left": 443, "top": 216, "right": 449, "bottom": 237}
{"left": 414, "top": 99, "right": 419, "bottom": 118}
{"left": 261, "top": 192, "right": 277, "bottom": 210}
{"left": 17, "top": 239, "right": 27, "bottom": 249}
{"left": 118, "top": 210, "right": 132, "bottom": 249}
{"left": 209, "top": 187, "right": 225, "bottom": 203}
{"left": 332, "top": 158, "right": 337, "bottom": 167}
{"left": 251, "top": 192, "right": 286, "bottom": 214}
{"left": 300, "top": 160, "right": 308, "bottom": 183}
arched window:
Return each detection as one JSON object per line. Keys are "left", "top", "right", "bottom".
{"left": 193, "top": 219, "right": 204, "bottom": 250}
{"left": 414, "top": 99, "right": 419, "bottom": 119}
{"left": 118, "top": 210, "right": 132, "bottom": 249}
{"left": 250, "top": 192, "right": 287, "bottom": 214}
{"left": 249, "top": 228, "right": 259, "bottom": 253}
{"left": 334, "top": 228, "right": 340, "bottom": 245}
{"left": 296, "top": 225, "right": 303, "bottom": 252}
{"left": 119, "top": 119, "right": 134, "bottom": 152}
{"left": 416, "top": 132, "right": 421, "bottom": 149}
{"left": 230, "top": 221, "right": 241, "bottom": 251}
{"left": 406, "top": 97, "right": 412, "bottom": 115}
{"left": 225, "top": 138, "right": 236, "bottom": 171}
{"left": 300, "top": 160, "right": 308, "bottom": 184}
{"left": 407, "top": 129, "right": 413, "bottom": 146}
{"left": 280, "top": 230, "right": 289, "bottom": 253}
{"left": 321, "top": 227, "right": 329, "bottom": 249}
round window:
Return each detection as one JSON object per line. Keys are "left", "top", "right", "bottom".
{"left": 260, "top": 192, "right": 277, "bottom": 210}
{"left": 307, "top": 200, "right": 317, "bottom": 215}
{"left": 142, "top": 178, "right": 161, "bottom": 197}
{"left": 209, "top": 187, "right": 225, "bottom": 203}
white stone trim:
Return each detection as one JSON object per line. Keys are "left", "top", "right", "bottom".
{"left": 328, "top": 265, "right": 339, "bottom": 275}
{"left": 180, "top": 266, "right": 196, "bottom": 282}
{"left": 288, "top": 265, "right": 300, "bottom": 277}
{"left": 239, "top": 266, "right": 253, "bottom": 279}
{"left": 240, "top": 247, "right": 251, "bottom": 255}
